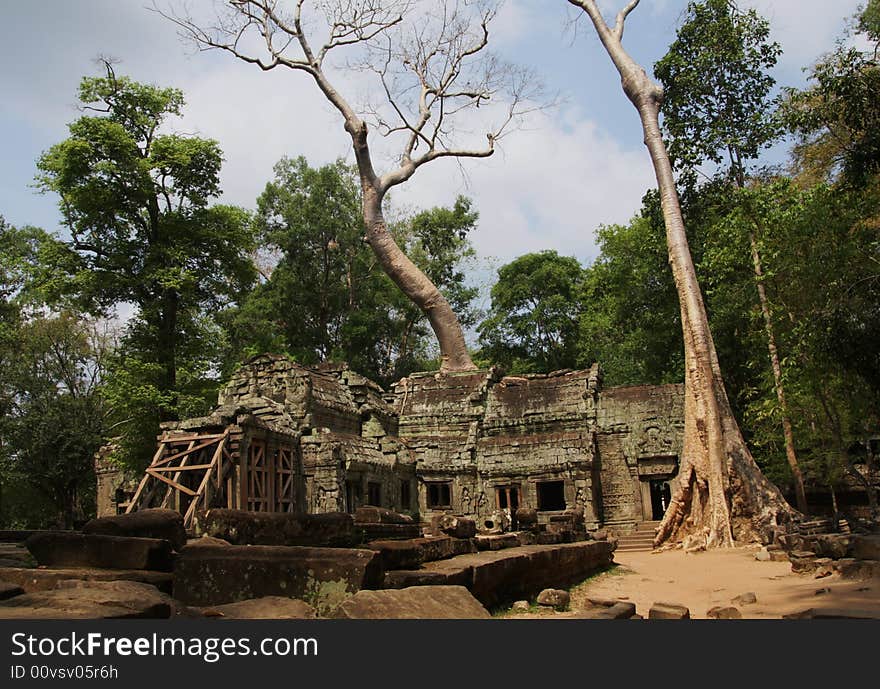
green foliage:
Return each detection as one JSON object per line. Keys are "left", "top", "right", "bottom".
{"left": 35, "top": 65, "right": 257, "bottom": 466}
{"left": 0, "top": 313, "right": 107, "bottom": 528}
{"left": 224, "top": 156, "right": 479, "bottom": 385}
{"left": 478, "top": 250, "right": 584, "bottom": 373}
{"left": 782, "top": 3, "right": 880, "bottom": 185}
{"left": 654, "top": 0, "right": 782, "bottom": 178}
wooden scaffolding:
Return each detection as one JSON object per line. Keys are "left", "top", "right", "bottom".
{"left": 126, "top": 430, "right": 235, "bottom": 528}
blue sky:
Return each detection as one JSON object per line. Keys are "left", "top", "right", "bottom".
{"left": 0, "top": 0, "right": 864, "bottom": 281}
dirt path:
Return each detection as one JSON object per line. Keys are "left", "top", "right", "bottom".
{"left": 508, "top": 546, "right": 880, "bottom": 619}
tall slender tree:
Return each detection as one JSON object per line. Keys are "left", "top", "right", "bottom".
{"left": 566, "top": 0, "right": 795, "bottom": 547}
{"left": 160, "top": 0, "right": 538, "bottom": 372}
{"left": 654, "top": 0, "right": 807, "bottom": 514}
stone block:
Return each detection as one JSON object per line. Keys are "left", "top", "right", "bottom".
{"left": 731, "top": 592, "right": 757, "bottom": 606}
{"left": 0, "top": 582, "right": 24, "bottom": 600}
{"left": 194, "top": 509, "right": 358, "bottom": 547}
{"left": 783, "top": 607, "right": 880, "bottom": 620}
{"left": 431, "top": 514, "right": 477, "bottom": 539}
{"left": 366, "top": 540, "right": 423, "bottom": 570}
{"left": 333, "top": 585, "right": 489, "bottom": 619}
{"left": 474, "top": 534, "right": 520, "bottom": 551}
{"left": 200, "top": 596, "right": 316, "bottom": 619}
{"left": 536, "top": 588, "right": 570, "bottom": 610}
{"left": 173, "top": 543, "right": 383, "bottom": 616}
{"left": 357, "top": 523, "right": 421, "bottom": 541}
{"left": 707, "top": 606, "right": 742, "bottom": 619}
{"left": 575, "top": 602, "right": 636, "bottom": 619}
{"left": 83, "top": 509, "right": 187, "bottom": 551}
{"left": 25, "top": 532, "right": 174, "bottom": 572}
{"left": 0, "top": 580, "right": 172, "bottom": 619}
{"left": 648, "top": 602, "right": 690, "bottom": 619}
{"left": 383, "top": 567, "right": 472, "bottom": 589}
{"left": 354, "top": 506, "right": 413, "bottom": 524}
{"left": 852, "top": 535, "right": 880, "bottom": 561}
{"left": 0, "top": 567, "right": 172, "bottom": 594}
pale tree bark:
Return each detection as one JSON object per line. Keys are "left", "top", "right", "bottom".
{"left": 567, "top": 0, "right": 798, "bottom": 547}
{"left": 747, "top": 230, "right": 808, "bottom": 513}
{"left": 158, "top": 0, "right": 537, "bottom": 371}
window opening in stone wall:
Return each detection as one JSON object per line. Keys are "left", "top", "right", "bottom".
{"left": 400, "top": 480, "right": 411, "bottom": 510}
{"left": 345, "top": 479, "right": 361, "bottom": 513}
{"left": 536, "top": 480, "right": 566, "bottom": 511}
{"left": 426, "top": 481, "right": 452, "bottom": 509}
{"left": 367, "top": 481, "right": 381, "bottom": 506}
{"left": 495, "top": 485, "right": 520, "bottom": 512}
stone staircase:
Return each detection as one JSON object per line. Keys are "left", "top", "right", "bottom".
{"left": 615, "top": 521, "right": 660, "bottom": 553}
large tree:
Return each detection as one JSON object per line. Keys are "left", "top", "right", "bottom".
{"left": 160, "top": 0, "right": 536, "bottom": 372}
{"left": 36, "top": 65, "right": 256, "bottom": 467}
{"left": 224, "top": 156, "right": 480, "bottom": 383}
{"left": 654, "top": 0, "right": 808, "bottom": 513}
{"left": 566, "top": 0, "right": 795, "bottom": 548}
{"left": 478, "top": 250, "right": 584, "bottom": 373}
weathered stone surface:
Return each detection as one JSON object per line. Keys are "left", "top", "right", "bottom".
{"left": 783, "top": 608, "right": 880, "bottom": 619}
{"left": 835, "top": 558, "right": 880, "bottom": 580}
{"left": 808, "top": 534, "right": 854, "bottom": 560}
{"left": 383, "top": 567, "right": 471, "bottom": 589}
{"left": 852, "top": 535, "right": 880, "bottom": 561}
{"left": 83, "top": 509, "right": 187, "bottom": 551}
{"left": 25, "top": 532, "right": 174, "bottom": 571}
{"left": 474, "top": 534, "right": 520, "bottom": 551}
{"left": 575, "top": 602, "right": 636, "bottom": 619}
{"left": 173, "top": 543, "right": 383, "bottom": 615}
{"left": 755, "top": 549, "right": 771, "bottom": 562}
{"left": 0, "top": 580, "right": 172, "bottom": 619}
{"left": 648, "top": 602, "right": 690, "bottom": 619}
{"left": 355, "top": 506, "right": 413, "bottom": 524}
{"left": 515, "top": 508, "right": 538, "bottom": 528}
{"left": 366, "top": 540, "right": 423, "bottom": 570}
{"left": 194, "top": 509, "right": 358, "bottom": 547}
{"left": 419, "top": 540, "right": 613, "bottom": 608}
{"left": 512, "top": 600, "right": 530, "bottom": 612}
{"left": 333, "top": 585, "right": 490, "bottom": 619}
{"left": 0, "top": 543, "right": 34, "bottom": 567}
{"left": 186, "top": 536, "right": 232, "bottom": 548}
{"left": 357, "top": 523, "right": 421, "bottom": 541}
{"left": 731, "top": 592, "right": 757, "bottom": 606}
{"left": 707, "top": 606, "right": 742, "bottom": 619}
{"left": 0, "top": 567, "right": 172, "bottom": 594}
{"left": 769, "top": 550, "right": 789, "bottom": 562}
{"left": 536, "top": 532, "right": 564, "bottom": 545}
{"left": 414, "top": 536, "right": 476, "bottom": 562}
{"left": 0, "top": 582, "right": 24, "bottom": 600}
{"left": 537, "top": 588, "right": 570, "bottom": 609}
{"left": 431, "top": 514, "right": 477, "bottom": 539}
{"left": 200, "top": 596, "right": 316, "bottom": 619}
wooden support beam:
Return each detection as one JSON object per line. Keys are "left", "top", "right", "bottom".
{"left": 146, "top": 469, "right": 198, "bottom": 496}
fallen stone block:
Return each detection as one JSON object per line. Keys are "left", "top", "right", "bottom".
{"left": 414, "top": 536, "right": 476, "bottom": 562}
{"left": 769, "top": 550, "right": 790, "bottom": 562}
{"left": 835, "top": 559, "right": 880, "bottom": 580}
{"left": 367, "top": 540, "right": 423, "bottom": 570}
{"left": 194, "top": 509, "right": 358, "bottom": 547}
{"left": 0, "top": 580, "right": 172, "bottom": 619}
{"left": 707, "top": 606, "right": 742, "bottom": 619}
{"left": 431, "top": 514, "right": 477, "bottom": 539}
{"left": 649, "top": 602, "right": 690, "bottom": 619}
{"left": 333, "top": 585, "right": 490, "bottom": 619}
{"left": 536, "top": 532, "right": 563, "bottom": 545}
{"left": 25, "top": 532, "right": 174, "bottom": 572}
{"left": 83, "top": 509, "right": 186, "bottom": 551}
{"left": 852, "top": 535, "right": 880, "bottom": 561}
{"left": 0, "top": 582, "right": 24, "bottom": 600}
{"left": 536, "top": 588, "right": 570, "bottom": 610}
{"left": 355, "top": 506, "right": 413, "bottom": 524}
{"left": 755, "top": 549, "right": 771, "bottom": 562}
{"left": 383, "top": 568, "right": 472, "bottom": 589}
{"left": 200, "top": 596, "right": 316, "bottom": 619}
{"left": 575, "top": 602, "right": 636, "bottom": 619}
{"left": 357, "top": 522, "right": 421, "bottom": 541}
{"left": 0, "top": 567, "right": 172, "bottom": 594}
{"left": 514, "top": 531, "right": 537, "bottom": 546}
{"left": 474, "top": 534, "right": 520, "bottom": 551}
{"left": 173, "top": 543, "right": 383, "bottom": 615}
{"left": 512, "top": 600, "right": 530, "bottom": 612}
{"left": 515, "top": 508, "right": 538, "bottom": 529}
{"left": 731, "top": 592, "right": 757, "bottom": 606}
{"left": 783, "top": 607, "right": 880, "bottom": 620}
{"left": 186, "top": 536, "right": 232, "bottom": 548}
{"left": 809, "top": 534, "right": 854, "bottom": 560}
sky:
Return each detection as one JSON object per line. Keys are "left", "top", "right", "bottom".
{"left": 0, "top": 0, "right": 865, "bottom": 287}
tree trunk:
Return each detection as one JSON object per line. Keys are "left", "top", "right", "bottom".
{"left": 569, "top": 0, "right": 797, "bottom": 547}
{"left": 748, "top": 232, "right": 808, "bottom": 513}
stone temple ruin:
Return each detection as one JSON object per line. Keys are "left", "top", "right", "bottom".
{"left": 100, "top": 353, "right": 686, "bottom": 535}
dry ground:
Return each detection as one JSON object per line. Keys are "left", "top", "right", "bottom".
{"left": 504, "top": 546, "right": 880, "bottom": 619}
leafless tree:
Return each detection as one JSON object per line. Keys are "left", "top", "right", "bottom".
{"left": 156, "top": 0, "right": 540, "bottom": 372}
{"left": 566, "top": 0, "right": 797, "bottom": 548}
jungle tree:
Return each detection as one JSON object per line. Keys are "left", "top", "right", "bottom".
{"left": 566, "top": 0, "right": 795, "bottom": 548}
{"left": 160, "top": 0, "right": 538, "bottom": 372}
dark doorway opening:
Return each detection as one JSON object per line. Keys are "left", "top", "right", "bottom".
{"left": 367, "top": 481, "right": 381, "bottom": 507}
{"left": 536, "top": 480, "right": 566, "bottom": 511}
{"left": 649, "top": 480, "right": 671, "bottom": 520}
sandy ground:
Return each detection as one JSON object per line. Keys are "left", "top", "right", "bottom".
{"left": 508, "top": 546, "right": 880, "bottom": 619}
